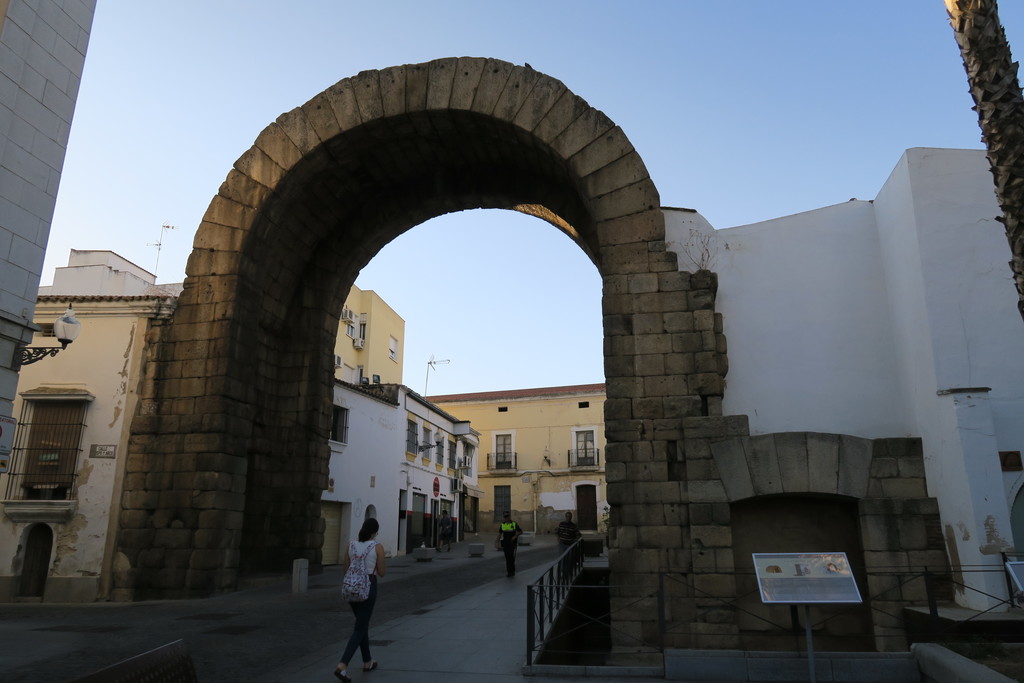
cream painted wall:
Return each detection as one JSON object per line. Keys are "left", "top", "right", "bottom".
{"left": 333, "top": 285, "right": 405, "bottom": 386}
{"left": 434, "top": 386, "right": 607, "bottom": 533}
{"left": 0, "top": 296, "right": 168, "bottom": 601}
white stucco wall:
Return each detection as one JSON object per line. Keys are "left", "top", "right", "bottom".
{"left": 324, "top": 384, "right": 402, "bottom": 557}
{"left": 666, "top": 147, "right": 1024, "bottom": 607}
{"left": 668, "top": 201, "right": 909, "bottom": 438}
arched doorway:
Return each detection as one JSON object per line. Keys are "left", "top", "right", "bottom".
{"left": 113, "top": 57, "right": 719, "bottom": 600}
{"left": 19, "top": 524, "right": 53, "bottom": 598}
{"left": 731, "top": 495, "right": 874, "bottom": 652}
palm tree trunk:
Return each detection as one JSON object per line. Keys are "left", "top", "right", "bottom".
{"left": 946, "top": 0, "right": 1024, "bottom": 321}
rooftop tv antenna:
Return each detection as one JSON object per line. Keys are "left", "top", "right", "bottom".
{"left": 148, "top": 224, "right": 176, "bottom": 276}
{"left": 424, "top": 355, "right": 450, "bottom": 396}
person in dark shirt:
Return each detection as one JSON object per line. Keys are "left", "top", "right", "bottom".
{"left": 437, "top": 509, "right": 452, "bottom": 552}
{"left": 495, "top": 510, "right": 522, "bottom": 577}
{"left": 556, "top": 511, "right": 581, "bottom": 553}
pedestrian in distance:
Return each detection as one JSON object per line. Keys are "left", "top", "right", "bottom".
{"left": 334, "top": 517, "right": 386, "bottom": 682}
{"left": 437, "top": 509, "right": 452, "bottom": 552}
{"left": 495, "top": 510, "right": 523, "bottom": 577}
{"left": 556, "top": 511, "right": 581, "bottom": 554}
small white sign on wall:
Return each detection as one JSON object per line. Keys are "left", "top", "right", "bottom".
{"left": 90, "top": 444, "right": 117, "bottom": 459}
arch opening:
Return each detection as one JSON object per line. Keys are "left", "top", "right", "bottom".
{"left": 117, "top": 58, "right": 672, "bottom": 599}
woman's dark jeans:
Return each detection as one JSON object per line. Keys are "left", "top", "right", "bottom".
{"left": 341, "top": 575, "right": 377, "bottom": 665}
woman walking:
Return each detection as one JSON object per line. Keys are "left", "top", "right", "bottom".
{"left": 334, "top": 518, "right": 386, "bottom": 682}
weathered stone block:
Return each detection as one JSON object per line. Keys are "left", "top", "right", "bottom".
{"left": 691, "top": 525, "right": 732, "bottom": 549}
{"left": 775, "top": 432, "right": 810, "bottom": 493}
{"left": 596, "top": 210, "right": 665, "bottom": 247}
{"left": 653, "top": 418, "right": 684, "bottom": 441}
{"left": 688, "top": 479, "right": 728, "bottom": 502}
{"left": 689, "top": 373, "right": 724, "bottom": 395}
{"left": 551, "top": 99, "right": 615, "bottom": 158}
{"left": 638, "top": 525, "right": 683, "bottom": 548}
{"left": 693, "top": 309, "right": 715, "bottom": 331}
{"left": 881, "top": 478, "right": 928, "bottom": 499}
{"left": 807, "top": 432, "right": 840, "bottom": 493}
{"left": 671, "top": 332, "right": 702, "bottom": 353}
{"left": 837, "top": 435, "right": 873, "bottom": 498}
{"left": 605, "top": 462, "right": 627, "bottom": 483}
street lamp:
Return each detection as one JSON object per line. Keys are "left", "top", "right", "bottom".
{"left": 16, "top": 305, "right": 82, "bottom": 368}
{"left": 419, "top": 431, "right": 444, "bottom": 453}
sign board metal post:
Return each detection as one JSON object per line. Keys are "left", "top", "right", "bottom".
{"left": 753, "top": 552, "right": 863, "bottom": 683}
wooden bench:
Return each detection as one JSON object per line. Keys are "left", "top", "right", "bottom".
{"left": 69, "top": 639, "right": 199, "bottom": 683}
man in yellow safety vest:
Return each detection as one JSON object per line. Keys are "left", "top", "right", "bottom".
{"left": 495, "top": 510, "right": 523, "bottom": 577}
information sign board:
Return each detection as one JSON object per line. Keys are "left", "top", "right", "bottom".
{"left": 753, "top": 552, "right": 862, "bottom": 604}
{"left": 1006, "top": 561, "right": 1024, "bottom": 592}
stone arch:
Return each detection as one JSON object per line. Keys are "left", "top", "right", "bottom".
{"left": 115, "top": 58, "right": 689, "bottom": 599}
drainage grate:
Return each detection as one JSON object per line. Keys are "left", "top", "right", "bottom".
{"left": 202, "top": 624, "right": 261, "bottom": 635}
{"left": 177, "top": 613, "right": 240, "bottom": 621}
{"left": 35, "top": 625, "right": 129, "bottom": 633}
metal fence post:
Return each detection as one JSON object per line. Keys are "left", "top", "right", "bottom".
{"left": 658, "top": 573, "right": 666, "bottom": 650}
{"left": 527, "top": 585, "right": 536, "bottom": 666}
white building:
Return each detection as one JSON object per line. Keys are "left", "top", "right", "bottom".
{"left": 320, "top": 381, "right": 480, "bottom": 561}
{"left": 666, "top": 147, "right": 1024, "bottom": 608}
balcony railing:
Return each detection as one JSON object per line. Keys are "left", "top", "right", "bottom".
{"left": 568, "top": 448, "right": 600, "bottom": 468}
{"left": 488, "top": 452, "right": 517, "bottom": 470}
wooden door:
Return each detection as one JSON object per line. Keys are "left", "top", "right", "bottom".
{"left": 19, "top": 524, "right": 53, "bottom": 597}
{"left": 321, "top": 501, "right": 343, "bottom": 565}
{"left": 577, "top": 484, "right": 597, "bottom": 530}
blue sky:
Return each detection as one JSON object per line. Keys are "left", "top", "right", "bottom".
{"left": 43, "top": 1, "right": 1024, "bottom": 395}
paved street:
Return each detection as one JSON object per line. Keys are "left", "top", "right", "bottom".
{"left": 1, "top": 537, "right": 564, "bottom": 683}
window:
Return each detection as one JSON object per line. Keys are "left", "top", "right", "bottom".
{"left": 330, "top": 406, "right": 349, "bottom": 443}
{"left": 573, "top": 429, "right": 597, "bottom": 466}
{"left": 1001, "top": 451, "right": 1023, "bottom": 472}
{"left": 389, "top": 336, "right": 398, "bottom": 361}
{"left": 493, "top": 485, "right": 511, "bottom": 522}
{"left": 493, "top": 433, "right": 514, "bottom": 470}
{"left": 5, "top": 399, "right": 90, "bottom": 500}
{"left": 436, "top": 437, "right": 445, "bottom": 465}
{"left": 578, "top": 401, "right": 589, "bottom": 408}
{"left": 422, "top": 426, "right": 432, "bottom": 454}
{"left": 448, "top": 440, "right": 456, "bottom": 469}
{"left": 345, "top": 323, "right": 355, "bottom": 338}
{"left": 406, "top": 420, "right": 418, "bottom": 453}
{"left": 576, "top": 430, "right": 595, "bottom": 455}
{"left": 498, "top": 406, "right": 508, "bottom": 412}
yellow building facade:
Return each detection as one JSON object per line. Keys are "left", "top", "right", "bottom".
{"left": 431, "top": 384, "right": 607, "bottom": 535}
{"left": 333, "top": 285, "right": 404, "bottom": 386}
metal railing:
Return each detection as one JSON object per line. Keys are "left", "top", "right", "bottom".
{"left": 525, "top": 562, "right": 1024, "bottom": 666}
{"left": 567, "top": 448, "right": 600, "bottom": 468}
{"left": 487, "top": 452, "right": 517, "bottom": 470}
{"left": 526, "top": 539, "right": 584, "bottom": 666}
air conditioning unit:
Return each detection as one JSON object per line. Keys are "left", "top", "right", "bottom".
{"left": 341, "top": 308, "right": 356, "bottom": 323}
{"left": 333, "top": 354, "right": 343, "bottom": 367}
{"left": 353, "top": 338, "right": 364, "bottom": 349}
